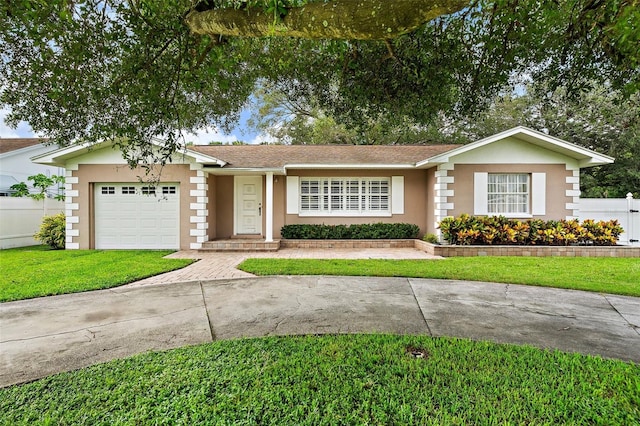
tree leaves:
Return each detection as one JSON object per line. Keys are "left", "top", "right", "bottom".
{"left": 1, "top": 0, "right": 258, "bottom": 164}
{"left": 0, "top": 0, "right": 638, "bottom": 165}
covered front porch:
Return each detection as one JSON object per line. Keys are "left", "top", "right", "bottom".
{"left": 201, "top": 171, "right": 281, "bottom": 247}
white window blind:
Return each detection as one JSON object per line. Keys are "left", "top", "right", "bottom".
{"left": 299, "top": 177, "right": 391, "bottom": 216}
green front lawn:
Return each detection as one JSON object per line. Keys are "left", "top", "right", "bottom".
{"left": 0, "top": 246, "right": 194, "bottom": 302}
{"left": 1, "top": 334, "right": 638, "bottom": 424}
{"left": 239, "top": 257, "right": 640, "bottom": 297}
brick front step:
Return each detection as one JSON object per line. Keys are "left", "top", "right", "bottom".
{"left": 199, "top": 239, "right": 281, "bottom": 252}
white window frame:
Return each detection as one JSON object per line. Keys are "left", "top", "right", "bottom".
{"left": 298, "top": 177, "right": 392, "bottom": 217}
{"left": 475, "top": 172, "right": 546, "bottom": 217}
{"left": 487, "top": 173, "right": 530, "bottom": 216}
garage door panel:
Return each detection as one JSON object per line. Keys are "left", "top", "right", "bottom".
{"left": 140, "top": 235, "right": 159, "bottom": 245}
{"left": 119, "top": 218, "right": 138, "bottom": 229}
{"left": 120, "top": 236, "right": 138, "bottom": 246}
{"left": 140, "top": 220, "right": 158, "bottom": 230}
{"left": 159, "top": 218, "right": 177, "bottom": 227}
{"left": 95, "top": 183, "right": 180, "bottom": 249}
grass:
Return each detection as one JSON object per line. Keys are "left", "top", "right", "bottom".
{"left": 0, "top": 246, "right": 194, "bottom": 302}
{"left": 239, "top": 257, "right": 640, "bottom": 297}
{"left": 2, "top": 251, "right": 638, "bottom": 423}
{"left": 1, "top": 334, "right": 638, "bottom": 425}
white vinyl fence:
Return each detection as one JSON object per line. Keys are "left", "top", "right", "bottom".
{"left": 0, "top": 197, "right": 65, "bottom": 249}
{"left": 579, "top": 193, "right": 639, "bottom": 246}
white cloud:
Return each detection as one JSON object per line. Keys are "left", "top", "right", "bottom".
{"left": 0, "top": 107, "right": 37, "bottom": 138}
{"left": 1, "top": 106, "right": 278, "bottom": 145}
{"left": 247, "top": 132, "right": 278, "bottom": 145}
{"left": 183, "top": 127, "right": 239, "bottom": 145}
{"left": 185, "top": 126, "right": 278, "bottom": 145}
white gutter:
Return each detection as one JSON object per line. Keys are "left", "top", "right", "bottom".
{"left": 201, "top": 167, "right": 286, "bottom": 175}
{"left": 284, "top": 163, "right": 416, "bottom": 170}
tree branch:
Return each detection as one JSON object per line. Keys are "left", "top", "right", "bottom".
{"left": 185, "top": 0, "right": 471, "bottom": 40}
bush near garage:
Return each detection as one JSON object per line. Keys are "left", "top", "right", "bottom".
{"left": 34, "top": 213, "right": 66, "bottom": 250}
{"left": 439, "top": 214, "right": 624, "bottom": 246}
{"left": 281, "top": 223, "right": 420, "bottom": 240}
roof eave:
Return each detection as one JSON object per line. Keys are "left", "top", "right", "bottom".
{"left": 578, "top": 156, "right": 615, "bottom": 168}
{"left": 0, "top": 143, "right": 47, "bottom": 159}
{"left": 416, "top": 159, "right": 446, "bottom": 168}
{"left": 417, "top": 126, "right": 615, "bottom": 167}
{"left": 284, "top": 163, "right": 416, "bottom": 170}
{"left": 202, "top": 166, "right": 285, "bottom": 175}
{"left": 31, "top": 141, "right": 110, "bottom": 167}
{"left": 183, "top": 149, "right": 226, "bottom": 167}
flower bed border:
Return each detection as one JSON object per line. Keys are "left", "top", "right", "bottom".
{"left": 415, "top": 240, "right": 640, "bottom": 258}
{"left": 281, "top": 239, "right": 640, "bottom": 257}
{"left": 279, "top": 239, "right": 416, "bottom": 249}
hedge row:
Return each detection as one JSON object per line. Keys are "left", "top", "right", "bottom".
{"left": 281, "top": 223, "right": 420, "bottom": 240}
{"left": 439, "top": 214, "right": 623, "bottom": 246}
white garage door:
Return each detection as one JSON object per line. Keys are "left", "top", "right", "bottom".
{"left": 95, "top": 183, "right": 180, "bottom": 249}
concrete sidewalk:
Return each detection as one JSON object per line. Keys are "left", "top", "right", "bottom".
{"left": 125, "top": 247, "right": 439, "bottom": 286}
{"left": 2, "top": 276, "right": 639, "bottom": 388}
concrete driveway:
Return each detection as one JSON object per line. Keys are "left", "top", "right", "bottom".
{"left": 1, "top": 276, "right": 639, "bottom": 388}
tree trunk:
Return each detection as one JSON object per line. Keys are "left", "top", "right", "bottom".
{"left": 185, "top": 0, "right": 470, "bottom": 40}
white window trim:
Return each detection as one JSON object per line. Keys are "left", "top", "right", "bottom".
{"left": 475, "top": 172, "right": 547, "bottom": 218}
{"left": 298, "top": 177, "right": 393, "bottom": 217}
{"left": 286, "top": 176, "right": 299, "bottom": 214}
{"left": 488, "top": 173, "right": 530, "bottom": 216}
{"left": 473, "top": 173, "right": 488, "bottom": 215}
{"left": 391, "top": 176, "right": 404, "bottom": 214}
{"left": 531, "top": 172, "right": 546, "bottom": 215}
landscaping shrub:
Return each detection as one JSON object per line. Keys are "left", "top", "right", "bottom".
{"left": 34, "top": 213, "right": 66, "bottom": 249}
{"left": 281, "top": 223, "right": 420, "bottom": 239}
{"left": 439, "top": 214, "right": 623, "bottom": 246}
{"left": 423, "top": 233, "right": 440, "bottom": 244}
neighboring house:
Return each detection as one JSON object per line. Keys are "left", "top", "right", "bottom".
{"left": 0, "top": 138, "right": 65, "bottom": 196}
{"left": 0, "top": 139, "right": 66, "bottom": 249}
{"left": 32, "top": 126, "right": 613, "bottom": 250}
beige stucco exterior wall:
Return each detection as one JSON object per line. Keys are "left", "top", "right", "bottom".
{"left": 207, "top": 175, "right": 217, "bottom": 240}
{"left": 213, "top": 175, "right": 234, "bottom": 239}
{"left": 449, "top": 164, "right": 573, "bottom": 220}
{"left": 283, "top": 169, "right": 430, "bottom": 236}
{"left": 71, "top": 163, "right": 196, "bottom": 249}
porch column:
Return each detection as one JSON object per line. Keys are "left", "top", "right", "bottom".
{"left": 265, "top": 172, "right": 274, "bottom": 242}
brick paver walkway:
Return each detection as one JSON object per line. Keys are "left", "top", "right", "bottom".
{"left": 125, "top": 248, "right": 440, "bottom": 287}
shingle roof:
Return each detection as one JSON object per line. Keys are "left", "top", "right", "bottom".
{"left": 0, "top": 138, "right": 48, "bottom": 155}
{"left": 188, "top": 144, "right": 462, "bottom": 169}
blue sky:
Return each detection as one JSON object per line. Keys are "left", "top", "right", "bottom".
{"left": 0, "top": 107, "right": 273, "bottom": 145}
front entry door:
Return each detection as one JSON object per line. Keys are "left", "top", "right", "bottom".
{"left": 235, "top": 176, "right": 262, "bottom": 235}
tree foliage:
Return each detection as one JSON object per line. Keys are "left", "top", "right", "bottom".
{"left": 251, "top": 80, "right": 639, "bottom": 197}
{"left": 1, "top": 0, "right": 258, "bottom": 165}
{"left": 10, "top": 174, "right": 66, "bottom": 201}
{"left": 248, "top": 81, "right": 448, "bottom": 145}
{"left": 447, "top": 86, "right": 640, "bottom": 198}
{"left": 1, "top": 0, "right": 638, "bottom": 164}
